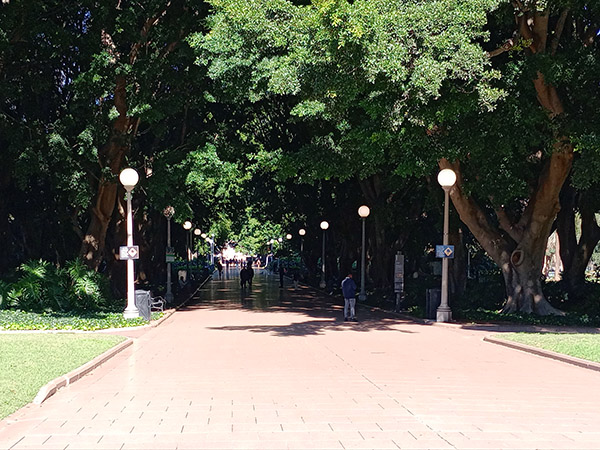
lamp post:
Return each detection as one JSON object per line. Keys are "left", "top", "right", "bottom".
{"left": 299, "top": 228, "right": 306, "bottom": 254}
{"left": 358, "top": 205, "right": 370, "bottom": 301}
{"left": 320, "top": 221, "right": 329, "bottom": 288}
{"left": 163, "top": 206, "right": 175, "bottom": 303}
{"left": 437, "top": 168, "right": 457, "bottom": 322}
{"left": 194, "top": 229, "right": 201, "bottom": 261}
{"left": 120, "top": 168, "right": 140, "bottom": 319}
{"left": 183, "top": 221, "right": 192, "bottom": 276}
{"left": 211, "top": 233, "right": 215, "bottom": 265}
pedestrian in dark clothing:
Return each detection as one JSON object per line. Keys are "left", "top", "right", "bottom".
{"left": 293, "top": 270, "right": 299, "bottom": 290}
{"left": 215, "top": 260, "right": 223, "bottom": 278}
{"left": 247, "top": 263, "right": 254, "bottom": 288}
{"left": 240, "top": 266, "right": 248, "bottom": 288}
{"left": 278, "top": 262, "right": 286, "bottom": 288}
{"left": 341, "top": 273, "right": 357, "bottom": 321}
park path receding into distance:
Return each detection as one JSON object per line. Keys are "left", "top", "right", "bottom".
{"left": 1, "top": 267, "right": 600, "bottom": 450}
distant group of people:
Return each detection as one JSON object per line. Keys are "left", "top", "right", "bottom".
{"left": 221, "top": 257, "right": 359, "bottom": 322}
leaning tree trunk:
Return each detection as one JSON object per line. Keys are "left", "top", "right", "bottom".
{"left": 80, "top": 76, "right": 136, "bottom": 270}
{"left": 446, "top": 6, "right": 577, "bottom": 315}
{"left": 557, "top": 187, "right": 600, "bottom": 296}
{"left": 440, "top": 144, "right": 572, "bottom": 315}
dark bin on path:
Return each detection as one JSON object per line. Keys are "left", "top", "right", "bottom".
{"left": 134, "top": 289, "right": 152, "bottom": 321}
{"left": 425, "top": 288, "right": 441, "bottom": 320}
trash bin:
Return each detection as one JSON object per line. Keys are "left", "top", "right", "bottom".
{"left": 425, "top": 288, "right": 441, "bottom": 320}
{"left": 134, "top": 289, "right": 151, "bottom": 321}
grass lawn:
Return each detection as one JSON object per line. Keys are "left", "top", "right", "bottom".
{"left": 0, "top": 333, "right": 125, "bottom": 419}
{"left": 495, "top": 333, "right": 600, "bottom": 363}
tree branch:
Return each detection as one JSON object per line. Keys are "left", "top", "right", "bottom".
{"left": 550, "top": 9, "right": 569, "bottom": 55}
{"left": 486, "top": 37, "right": 518, "bottom": 58}
{"left": 495, "top": 206, "right": 523, "bottom": 243}
{"left": 439, "top": 159, "right": 514, "bottom": 264}
{"left": 129, "top": 2, "right": 172, "bottom": 65}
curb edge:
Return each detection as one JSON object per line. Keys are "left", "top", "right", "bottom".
{"left": 33, "top": 338, "right": 134, "bottom": 404}
{"left": 483, "top": 335, "right": 600, "bottom": 373}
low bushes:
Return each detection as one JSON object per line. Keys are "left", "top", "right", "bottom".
{"left": 0, "top": 309, "right": 162, "bottom": 331}
{"left": 0, "top": 259, "right": 118, "bottom": 313}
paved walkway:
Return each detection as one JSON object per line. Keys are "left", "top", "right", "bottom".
{"left": 1, "top": 268, "right": 600, "bottom": 450}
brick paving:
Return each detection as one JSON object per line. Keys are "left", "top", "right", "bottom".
{"left": 1, "top": 268, "right": 599, "bottom": 450}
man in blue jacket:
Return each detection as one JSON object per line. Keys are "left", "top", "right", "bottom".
{"left": 341, "top": 273, "right": 357, "bottom": 322}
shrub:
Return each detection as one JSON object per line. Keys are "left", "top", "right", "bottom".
{"left": 65, "top": 259, "right": 114, "bottom": 311}
{"left": 9, "top": 260, "right": 68, "bottom": 312}
{"left": 1, "top": 259, "right": 116, "bottom": 313}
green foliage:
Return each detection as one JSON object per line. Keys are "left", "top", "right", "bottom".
{"left": 65, "top": 259, "right": 114, "bottom": 311}
{"left": 2, "top": 259, "right": 117, "bottom": 313}
{"left": 455, "top": 309, "right": 600, "bottom": 327}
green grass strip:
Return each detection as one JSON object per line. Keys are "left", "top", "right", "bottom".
{"left": 0, "top": 333, "right": 125, "bottom": 419}
{"left": 495, "top": 333, "right": 600, "bottom": 363}
{"left": 0, "top": 309, "right": 163, "bottom": 331}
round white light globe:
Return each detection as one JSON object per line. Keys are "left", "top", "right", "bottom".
{"left": 183, "top": 221, "right": 192, "bottom": 230}
{"left": 320, "top": 221, "right": 329, "bottom": 230}
{"left": 358, "top": 205, "right": 370, "bottom": 218}
{"left": 299, "top": 228, "right": 306, "bottom": 236}
{"left": 194, "top": 229, "right": 201, "bottom": 236}
{"left": 437, "top": 169, "right": 457, "bottom": 188}
{"left": 119, "top": 168, "right": 139, "bottom": 190}
{"left": 286, "top": 234, "right": 292, "bottom": 240}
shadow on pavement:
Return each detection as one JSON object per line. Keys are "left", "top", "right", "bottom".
{"left": 176, "top": 268, "right": 419, "bottom": 336}
{"left": 207, "top": 317, "right": 416, "bottom": 337}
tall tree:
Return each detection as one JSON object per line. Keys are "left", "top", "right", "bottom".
{"left": 440, "top": 0, "right": 599, "bottom": 314}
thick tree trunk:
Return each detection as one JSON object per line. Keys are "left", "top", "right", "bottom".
{"left": 440, "top": 149, "right": 571, "bottom": 315}
{"left": 79, "top": 76, "right": 135, "bottom": 270}
{"left": 370, "top": 214, "right": 394, "bottom": 288}
{"left": 558, "top": 188, "right": 600, "bottom": 295}
{"left": 501, "top": 255, "right": 558, "bottom": 314}
{"left": 449, "top": 227, "right": 467, "bottom": 297}
{"left": 443, "top": 5, "right": 576, "bottom": 315}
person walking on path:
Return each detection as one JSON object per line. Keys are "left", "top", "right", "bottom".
{"left": 341, "top": 273, "right": 357, "bottom": 322}
{"left": 246, "top": 262, "right": 254, "bottom": 288}
{"left": 215, "top": 260, "right": 223, "bottom": 278}
{"left": 240, "top": 265, "right": 248, "bottom": 288}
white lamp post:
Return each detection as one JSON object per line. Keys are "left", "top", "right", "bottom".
{"left": 437, "top": 168, "right": 457, "bottom": 322}
{"left": 299, "top": 228, "right": 306, "bottom": 254}
{"left": 211, "top": 233, "right": 215, "bottom": 264}
{"left": 183, "top": 221, "right": 192, "bottom": 277}
{"left": 358, "top": 205, "right": 370, "bottom": 301}
{"left": 183, "top": 221, "right": 192, "bottom": 260}
{"left": 193, "top": 229, "right": 201, "bottom": 260}
{"left": 163, "top": 206, "right": 175, "bottom": 303}
{"left": 120, "top": 168, "right": 140, "bottom": 319}
{"left": 320, "top": 221, "right": 329, "bottom": 288}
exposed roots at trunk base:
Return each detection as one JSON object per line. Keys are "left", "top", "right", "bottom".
{"left": 501, "top": 282, "right": 565, "bottom": 316}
